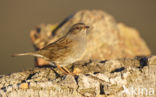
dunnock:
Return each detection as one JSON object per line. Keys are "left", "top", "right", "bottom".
{"left": 13, "top": 23, "right": 89, "bottom": 75}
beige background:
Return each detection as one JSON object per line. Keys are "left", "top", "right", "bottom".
{"left": 0, "top": 0, "right": 155, "bottom": 74}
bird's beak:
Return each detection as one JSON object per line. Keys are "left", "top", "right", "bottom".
{"left": 85, "top": 26, "right": 90, "bottom": 29}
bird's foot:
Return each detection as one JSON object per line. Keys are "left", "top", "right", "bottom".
{"left": 63, "top": 67, "right": 81, "bottom": 76}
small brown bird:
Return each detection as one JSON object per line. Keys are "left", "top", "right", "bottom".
{"left": 13, "top": 23, "right": 89, "bottom": 75}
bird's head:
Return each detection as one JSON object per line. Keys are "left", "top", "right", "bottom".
{"left": 68, "top": 23, "right": 89, "bottom": 35}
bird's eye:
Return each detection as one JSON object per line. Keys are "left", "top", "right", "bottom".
{"left": 75, "top": 27, "right": 80, "bottom": 29}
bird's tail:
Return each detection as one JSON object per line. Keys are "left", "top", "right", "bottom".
{"left": 12, "top": 52, "right": 42, "bottom": 57}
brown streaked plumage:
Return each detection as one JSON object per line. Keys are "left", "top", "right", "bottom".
{"left": 13, "top": 23, "right": 89, "bottom": 74}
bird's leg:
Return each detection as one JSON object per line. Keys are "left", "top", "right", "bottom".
{"left": 49, "top": 62, "right": 68, "bottom": 74}
{"left": 55, "top": 64, "right": 69, "bottom": 75}
{"left": 62, "top": 66, "right": 71, "bottom": 73}
{"left": 49, "top": 62, "right": 76, "bottom": 75}
{"left": 62, "top": 66, "right": 80, "bottom": 76}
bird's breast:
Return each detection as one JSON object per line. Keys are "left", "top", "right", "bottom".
{"left": 54, "top": 37, "right": 87, "bottom": 66}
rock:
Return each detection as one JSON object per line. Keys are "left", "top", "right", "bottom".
{"left": 30, "top": 10, "right": 151, "bottom": 66}
{"left": 0, "top": 56, "right": 156, "bottom": 97}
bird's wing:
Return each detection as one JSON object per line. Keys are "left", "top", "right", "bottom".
{"left": 39, "top": 36, "right": 73, "bottom": 61}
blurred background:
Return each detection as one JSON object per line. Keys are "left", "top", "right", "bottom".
{"left": 0, "top": 0, "right": 155, "bottom": 74}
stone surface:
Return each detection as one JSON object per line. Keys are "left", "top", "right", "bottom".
{"left": 0, "top": 56, "right": 156, "bottom": 97}
{"left": 30, "top": 10, "right": 151, "bottom": 66}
